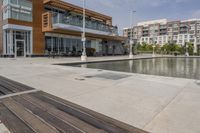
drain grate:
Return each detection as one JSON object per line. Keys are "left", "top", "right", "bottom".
{"left": 85, "top": 72, "right": 131, "bottom": 80}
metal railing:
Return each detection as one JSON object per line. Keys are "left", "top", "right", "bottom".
{"left": 52, "top": 13, "right": 118, "bottom": 35}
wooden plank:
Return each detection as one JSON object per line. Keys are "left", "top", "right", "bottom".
{"left": 32, "top": 92, "right": 148, "bottom": 133}
{"left": 0, "top": 90, "right": 39, "bottom": 100}
{"left": 0, "top": 104, "right": 35, "bottom": 133}
{"left": 0, "top": 83, "right": 18, "bottom": 93}
{"left": 0, "top": 76, "right": 33, "bottom": 91}
{"left": 2, "top": 98, "right": 60, "bottom": 133}
{"left": 0, "top": 86, "right": 12, "bottom": 95}
{"left": 14, "top": 97, "right": 93, "bottom": 133}
{"left": 18, "top": 95, "right": 107, "bottom": 133}
{"left": 0, "top": 81, "right": 20, "bottom": 93}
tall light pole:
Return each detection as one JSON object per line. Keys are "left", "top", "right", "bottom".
{"left": 185, "top": 42, "right": 189, "bottom": 57}
{"left": 152, "top": 45, "right": 156, "bottom": 57}
{"left": 81, "top": 0, "right": 87, "bottom": 61}
{"left": 129, "top": 10, "right": 136, "bottom": 59}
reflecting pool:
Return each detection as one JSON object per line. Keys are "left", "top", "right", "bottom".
{"left": 75, "top": 58, "right": 200, "bottom": 80}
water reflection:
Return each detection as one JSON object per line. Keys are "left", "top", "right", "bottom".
{"left": 81, "top": 64, "right": 88, "bottom": 68}
{"left": 76, "top": 58, "right": 200, "bottom": 80}
{"left": 129, "top": 60, "right": 133, "bottom": 73}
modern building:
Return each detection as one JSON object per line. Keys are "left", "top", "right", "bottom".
{"left": 123, "top": 19, "right": 200, "bottom": 53}
{"left": 0, "top": 0, "right": 125, "bottom": 57}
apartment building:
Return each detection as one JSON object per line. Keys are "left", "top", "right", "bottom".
{"left": 0, "top": 0, "right": 125, "bottom": 57}
{"left": 123, "top": 19, "right": 200, "bottom": 53}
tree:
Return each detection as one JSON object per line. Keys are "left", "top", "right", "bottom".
{"left": 186, "top": 42, "right": 194, "bottom": 55}
{"left": 161, "top": 43, "right": 170, "bottom": 54}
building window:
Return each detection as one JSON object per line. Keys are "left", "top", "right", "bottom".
{"left": 2, "top": 0, "right": 32, "bottom": 22}
{"left": 190, "top": 39, "right": 195, "bottom": 42}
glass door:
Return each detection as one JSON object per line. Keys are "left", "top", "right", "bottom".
{"left": 15, "top": 40, "right": 25, "bottom": 57}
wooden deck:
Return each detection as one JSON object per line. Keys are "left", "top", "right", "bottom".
{"left": 0, "top": 76, "right": 148, "bottom": 133}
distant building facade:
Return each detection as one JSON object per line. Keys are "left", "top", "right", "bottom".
{"left": 123, "top": 19, "right": 200, "bottom": 53}
{"left": 0, "top": 0, "right": 125, "bottom": 57}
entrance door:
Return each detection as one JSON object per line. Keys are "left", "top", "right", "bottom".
{"left": 15, "top": 40, "right": 25, "bottom": 57}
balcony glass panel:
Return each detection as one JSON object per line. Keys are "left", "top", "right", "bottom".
{"left": 52, "top": 12, "right": 118, "bottom": 35}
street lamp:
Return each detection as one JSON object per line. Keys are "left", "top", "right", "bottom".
{"left": 152, "top": 45, "right": 156, "bottom": 57}
{"left": 129, "top": 10, "right": 136, "bottom": 59}
{"left": 81, "top": 0, "right": 87, "bottom": 61}
{"left": 185, "top": 42, "right": 189, "bottom": 57}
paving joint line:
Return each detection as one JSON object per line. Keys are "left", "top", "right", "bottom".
{"left": 143, "top": 81, "right": 191, "bottom": 129}
{"left": 0, "top": 89, "right": 40, "bottom": 100}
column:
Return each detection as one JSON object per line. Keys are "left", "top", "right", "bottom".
{"left": 51, "top": 37, "right": 53, "bottom": 52}
{"left": 24, "top": 32, "right": 26, "bottom": 57}
{"left": 64, "top": 38, "right": 66, "bottom": 53}
{"left": 3, "top": 30, "right": 6, "bottom": 55}
{"left": 9, "top": 29, "right": 13, "bottom": 55}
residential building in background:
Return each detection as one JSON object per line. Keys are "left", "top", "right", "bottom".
{"left": 0, "top": 0, "right": 125, "bottom": 57}
{"left": 123, "top": 18, "right": 200, "bottom": 53}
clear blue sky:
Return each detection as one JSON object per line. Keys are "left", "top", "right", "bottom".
{"left": 64, "top": 0, "right": 200, "bottom": 35}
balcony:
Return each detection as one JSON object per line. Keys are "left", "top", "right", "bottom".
{"left": 160, "top": 25, "right": 167, "bottom": 29}
{"left": 160, "top": 30, "right": 167, "bottom": 35}
{"left": 42, "top": 12, "right": 118, "bottom": 36}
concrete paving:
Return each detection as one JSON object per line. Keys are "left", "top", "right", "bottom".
{"left": 0, "top": 123, "right": 10, "bottom": 133}
{"left": 0, "top": 55, "right": 199, "bottom": 133}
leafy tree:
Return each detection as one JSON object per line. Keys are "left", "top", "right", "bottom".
{"left": 186, "top": 42, "right": 194, "bottom": 55}
{"left": 161, "top": 43, "right": 170, "bottom": 54}
{"left": 136, "top": 42, "right": 187, "bottom": 55}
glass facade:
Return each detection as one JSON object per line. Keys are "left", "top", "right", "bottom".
{"left": 3, "top": 29, "right": 32, "bottom": 57}
{"left": 45, "top": 7, "right": 118, "bottom": 35}
{"left": 45, "top": 34, "right": 103, "bottom": 56}
{"left": 2, "top": 0, "right": 32, "bottom": 22}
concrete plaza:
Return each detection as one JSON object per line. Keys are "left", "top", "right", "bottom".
{"left": 0, "top": 55, "right": 199, "bottom": 133}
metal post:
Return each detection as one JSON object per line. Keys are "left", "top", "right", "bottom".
{"left": 152, "top": 45, "right": 156, "bottom": 57}
{"left": 185, "top": 42, "right": 189, "bottom": 56}
{"left": 129, "top": 10, "right": 136, "bottom": 59}
{"left": 24, "top": 32, "right": 26, "bottom": 58}
{"left": 81, "top": 0, "right": 87, "bottom": 61}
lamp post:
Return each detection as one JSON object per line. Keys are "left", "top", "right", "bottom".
{"left": 152, "top": 45, "right": 156, "bottom": 57}
{"left": 129, "top": 10, "right": 136, "bottom": 59}
{"left": 185, "top": 42, "right": 189, "bottom": 57}
{"left": 81, "top": 0, "right": 87, "bottom": 61}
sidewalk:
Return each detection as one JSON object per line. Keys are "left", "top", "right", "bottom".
{"left": 0, "top": 55, "right": 199, "bottom": 133}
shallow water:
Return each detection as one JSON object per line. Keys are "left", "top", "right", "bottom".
{"left": 75, "top": 58, "right": 200, "bottom": 80}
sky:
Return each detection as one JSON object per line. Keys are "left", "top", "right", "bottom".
{"left": 64, "top": 0, "right": 200, "bottom": 35}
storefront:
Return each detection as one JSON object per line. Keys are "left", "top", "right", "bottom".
{"left": 45, "top": 33, "right": 103, "bottom": 56}
{"left": 3, "top": 25, "right": 32, "bottom": 57}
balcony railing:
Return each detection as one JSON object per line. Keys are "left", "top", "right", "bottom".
{"left": 52, "top": 12, "right": 118, "bottom": 35}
